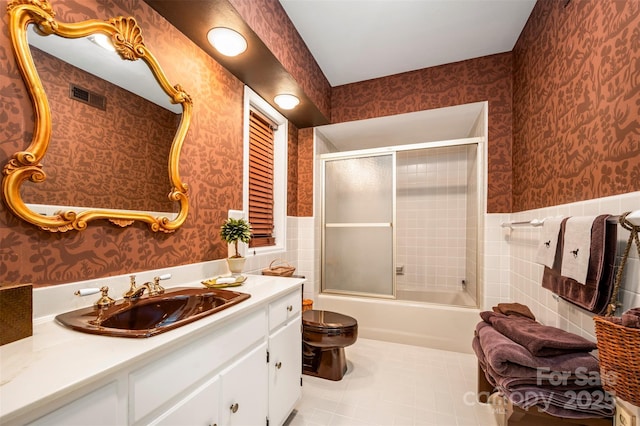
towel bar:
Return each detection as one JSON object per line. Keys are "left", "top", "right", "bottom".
{"left": 500, "top": 210, "right": 640, "bottom": 229}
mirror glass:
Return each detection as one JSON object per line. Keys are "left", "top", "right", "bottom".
{"left": 23, "top": 25, "right": 180, "bottom": 218}
{"left": 3, "top": 0, "right": 192, "bottom": 232}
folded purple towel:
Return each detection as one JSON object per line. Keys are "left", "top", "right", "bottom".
{"left": 622, "top": 307, "right": 640, "bottom": 328}
{"left": 492, "top": 302, "right": 536, "bottom": 320}
{"left": 472, "top": 335, "right": 497, "bottom": 387}
{"left": 481, "top": 311, "right": 597, "bottom": 356}
{"left": 476, "top": 322, "right": 600, "bottom": 378}
{"left": 600, "top": 307, "right": 640, "bottom": 328}
{"left": 499, "top": 386, "right": 614, "bottom": 419}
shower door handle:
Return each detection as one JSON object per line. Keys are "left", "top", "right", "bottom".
{"left": 325, "top": 222, "right": 392, "bottom": 228}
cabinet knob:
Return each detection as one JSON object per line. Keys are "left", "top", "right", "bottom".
{"left": 275, "top": 361, "right": 282, "bottom": 369}
{"left": 230, "top": 403, "right": 239, "bottom": 413}
{"left": 287, "top": 305, "right": 293, "bottom": 312}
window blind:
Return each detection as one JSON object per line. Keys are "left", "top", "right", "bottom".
{"left": 248, "top": 110, "right": 275, "bottom": 248}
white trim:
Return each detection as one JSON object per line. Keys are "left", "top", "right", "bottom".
{"left": 319, "top": 136, "right": 484, "bottom": 160}
{"left": 243, "top": 86, "right": 288, "bottom": 256}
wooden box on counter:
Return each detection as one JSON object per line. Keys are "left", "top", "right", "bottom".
{"left": 0, "top": 283, "right": 33, "bottom": 345}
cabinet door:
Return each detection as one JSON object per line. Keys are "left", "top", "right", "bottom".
{"left": 28, "top": 382, "right": 120, "bottom": 426}
{"left": 269, "top": 318, "right": 302, "bottom": 426}
{"left": 220, "top": 343, "right": 268, "bottom": 426}
{"left": 268, "top": 288, "right": 301, "bottom": 332}
{"left": 150, "top": 375, "right": 220, "bottom": 426}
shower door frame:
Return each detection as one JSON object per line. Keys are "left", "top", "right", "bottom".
{"left": 320, "top": 151, "right": 397, "bottom": 299}
{"left": 320, "top": 136, "right": 484, "bottom": 304}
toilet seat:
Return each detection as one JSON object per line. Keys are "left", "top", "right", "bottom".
{"left": 302, "top": 310, "right": 357, "bottom": 333}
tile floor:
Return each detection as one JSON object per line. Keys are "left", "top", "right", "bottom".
{"left": 285, "top": 338, "right": 501, "bottom": 426}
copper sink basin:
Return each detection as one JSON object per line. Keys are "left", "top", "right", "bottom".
{"left": 55, "top": 287, "right": 251, "bottom": 338}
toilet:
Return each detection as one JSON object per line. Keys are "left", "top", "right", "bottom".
{"left": 302, "top": 310, "right": 358, "bottom": 381}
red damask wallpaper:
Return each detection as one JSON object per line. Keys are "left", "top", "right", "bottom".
{"left": 287, "top": 123, "right": 298, "bottom": 216}
{"left": 0, "top": 0, "right": 301, "bottom": 286}
{"left": 512, "top": 0, "right": 640, "bottom": 211}
{"left": 297, "top": 127, "right": 314, "bottom": 216}
{"left": 2, "top": 0, "right": 639, "bottom": 287}
{"left": 331, "top": 53, "right": 514, "bottom": 213}
{"left": 26, "top": 47, "right": 177, "bottom": 212}
{"left": 228, "top": 0, "right": 331, "bottom": 120}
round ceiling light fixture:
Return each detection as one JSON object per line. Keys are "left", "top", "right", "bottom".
{"left": 207, "top": 27, "right": 247, "bottom": 57}
{"left": 274, "top": 94, "right": 300, "bottom": 110}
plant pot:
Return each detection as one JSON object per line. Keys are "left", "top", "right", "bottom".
{"left": 226, "top": 257, "right": 246, "bottom": 274}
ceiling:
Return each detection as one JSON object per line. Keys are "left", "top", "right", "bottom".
{"left": 279, "top": 0, "right": 537, "bottom": 87}
{"left": 278, "top": 0, "right": 536, "bottom": 151}
{"left": 316, "top": 102, "right": 485, "bottom": 151}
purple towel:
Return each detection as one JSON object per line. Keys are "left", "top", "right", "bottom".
{"left": 476, "top": 322, "right": 600, "bottom": 378}
{"left": 600, "top": 307, "right": 640, "bottom": 328}
{"left": 542, "top": 215, "right": 617, "bottom": 315}
{"left": 472, "top": 335, "right": 497, "bottom": 387}
{"left": 481, "top": 311, "right": 597, "bottom": 356}
{"left": 499, "top": 386, "right": 614, "bottom": 419}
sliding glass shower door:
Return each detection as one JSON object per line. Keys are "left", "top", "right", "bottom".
{"left": 322, "top": 153, "right": 395, "bottom": 298}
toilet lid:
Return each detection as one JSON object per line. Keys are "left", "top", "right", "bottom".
{"left": 302, "top": 310, "right": 357, "bottom": 329}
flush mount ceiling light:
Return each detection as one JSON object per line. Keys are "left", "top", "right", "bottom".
{"left": 88, "top": 33, "right": 115, "bottom": 52}
{"left": 274, "top": 94, "right": 300, "bottom": 110}
{"left": 207, "top": 27, "right": 247, "bottom": 57}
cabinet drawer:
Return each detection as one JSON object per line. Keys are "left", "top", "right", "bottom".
{"left": 130, "top": 308, "right": 266, "bottom": 424}
{"left": 268, "top": 288, "right": 301, "bottom": 331}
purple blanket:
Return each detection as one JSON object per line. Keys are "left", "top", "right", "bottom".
{"left": 481, "top": 311, "right": 597, "bottom": 356}
{"left": 476, "top": 322, "right": 600, "bottom": 378}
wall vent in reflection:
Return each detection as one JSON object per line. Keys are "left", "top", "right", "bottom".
{"left": 69, "top": 84, "right": 106, "bottom": 111}
{"left": 396, "top": 265, "right": 404, "bottom": 275}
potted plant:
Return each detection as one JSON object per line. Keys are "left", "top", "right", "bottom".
{"left": 220, "top": 218, "right": 252, "bottom": 274}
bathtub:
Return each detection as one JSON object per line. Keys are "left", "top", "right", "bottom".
{"left": 316, "top": 292, "right": 480, "bottom": 354}
{"left": 396, "top": 288, "right": 476, "bottom": 307}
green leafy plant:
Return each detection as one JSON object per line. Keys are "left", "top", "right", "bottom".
{"left": 220, "top": 218, "right": 252, "bottom": 258}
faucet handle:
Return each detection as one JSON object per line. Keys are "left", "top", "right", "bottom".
{"left": 153, "top": 274, "right": 170, "bottom": 294}
{"left": 95, "top": 286, "right": 115, "bottom": 308}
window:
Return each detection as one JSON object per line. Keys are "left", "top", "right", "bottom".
{"left": 243, "top": 87, "right": 287, "bottom": 252}
{"left": 248, "top": 110, "right": 275, "bottom": 247}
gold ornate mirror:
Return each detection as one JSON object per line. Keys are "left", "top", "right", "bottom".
{"left": 3, "top": 0, "right": 192, "bottom": 232}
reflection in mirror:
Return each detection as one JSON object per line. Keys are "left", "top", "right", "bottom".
{"left": 24, "top": 28, "right": 180, "bottom": 216}
{"left": 3, "top": 0, "right": 192, "bottom": 232}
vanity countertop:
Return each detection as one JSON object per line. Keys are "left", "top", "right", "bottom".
{"left": 0, "top": 274, "right": 304, "bottom": 423}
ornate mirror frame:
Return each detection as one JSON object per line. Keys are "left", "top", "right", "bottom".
{"left": 3, "top": 0, "right": 192, "bottom": 232}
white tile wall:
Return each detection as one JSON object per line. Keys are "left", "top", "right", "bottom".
{"left": 487, "top": 191, "right": 640, "bottom": 341}
{"left": 396, "top": 146, "right": 469, "bottom": 293}
{"left": 240, "top": 216, "right": 316, "bottom": 301}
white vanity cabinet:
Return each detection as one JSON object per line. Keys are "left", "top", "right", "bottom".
{"left": 131, "top": 309, "right": 266, "bottom": 425}
{"left": 268, "top": 288, "right": 302, "bottom": 426}
{"left": 220, "top": 342, "right": 268, "bottom": 425}
{"left": 2, "top": 279, "right": 304, "bottom": 426}
{"left": 27, "top": 381, "right": 124, "bottom": 426}
{"left": 150, "top": 375, "right": 220, "bottom": 426}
